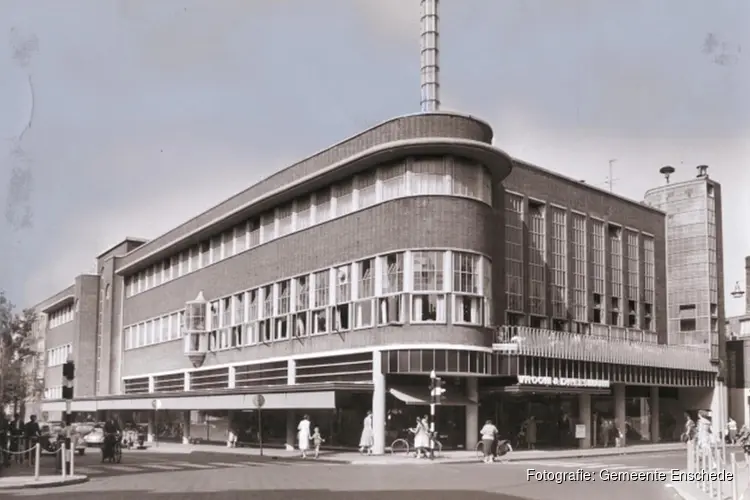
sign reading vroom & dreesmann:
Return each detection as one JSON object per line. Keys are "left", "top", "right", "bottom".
{"left": 517, "top": 375, "right": 610, "bottom": 389}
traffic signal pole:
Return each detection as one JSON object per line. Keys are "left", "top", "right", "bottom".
{"left": 61, "top": 358, "right": 75, "bottom": 475}
{"left": 429, "top": 370, "right": 437, "bottom": 460}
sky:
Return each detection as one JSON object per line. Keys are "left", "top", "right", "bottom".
{"left": 0, "top": 0, "right": 748, "bottom": 317}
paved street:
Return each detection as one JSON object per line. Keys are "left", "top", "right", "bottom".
{"left": 1, "top": 450, "right": 688, "bottom": 499}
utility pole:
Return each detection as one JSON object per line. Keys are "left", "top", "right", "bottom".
{"left": 607, "top": 159, "right": 617, "bottom": 192}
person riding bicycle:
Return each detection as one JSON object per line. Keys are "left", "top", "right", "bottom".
{"left": 102, "top": 419, "right": 121, "bottom": 461}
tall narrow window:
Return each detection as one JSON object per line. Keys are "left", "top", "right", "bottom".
{"left": 334, "top": 265, "right": 352, "bottom": 330}
{"left": 379, "top": 252, "right": 404, "bottom": 324}
{"left": 626, "top": 231, "right": 639, "bottom": 328}
{"left": 608, "top": 225, "right": 623, "bottom": 326}
{"left": 551, "top": 208, "right": 567, "bottom": 322}
{"left": 313, "top": 188, "right": 331, "bottom": 224}
{"left": 235, "top": 222, "right": 248, "bottom": 253}
{"left": 293, "top": 275, "right": 310, "bottom": 337}
{"left": 260, "top": 212, "right": 275, "bottom": 243}
{"left": 277, "top": 202, "right": 293, "bottom": 237}
{"left": 357, "top": 171, "right": 377, "bottom": 208}
{"left": 643, "top": 236, "right": 655, "bottom": 331}
{"left": 591, "top": 220, "right": 605, "bottom": 324}
{"left": 571, "top": 214, "right": 588, "bottom": 330}
{"left": 334, "top": 181, "right": 354, "bottom": 217}
{"left": 381, "top": 163, "right": 407, "bottom": 200}
{"left": 296, "top": 196, "right": 312, "bottom": 231}
{"left": 453, "top": 252, "right": 481, "bottom": 324}
{"left": 411, "top": 159, "right": 447, "bottom": 195}
{"left": 412, "top": 251, "right": 445, "bottom": 323}
{"left": 505, "top": 194, "right": 524, "bottom": 313}
{"left": 260, "top": 285, "right": 274, "bottom": 342}
{"left": 222, "top": 230, "right": 234, "bottom": 259}
{"left": 275, "top": 280, "right": 290, "bottom": 340}
{"left": 246, "top": 290, "right": 259, "bottom": 345}
{"left": 312, "top": 270, "right": 329, "bottom": 334}
{"left": 248, "top": 219, "right": 260, "bottom": 247}
{"left": 528, "top": 201, "right": 546, "bottom": 319}
{"left": 355, "top": 259, "right": 375, "bottom": 328}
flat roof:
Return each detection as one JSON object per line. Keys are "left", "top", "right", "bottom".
{"left": 96, "top": 237, "right": 149, "bottom": 259}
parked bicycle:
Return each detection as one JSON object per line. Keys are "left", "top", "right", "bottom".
{"left": 474, "top": 438, "right": 513, "bottom": 461}
{"left": 389, "top": 429, "right": 443, "bottom": 458}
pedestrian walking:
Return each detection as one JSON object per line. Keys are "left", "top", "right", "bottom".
{"left": 727, "top": 418, "right": 738, "bottom": 444}
{"left": 479, "top": 420, "right": 499, "bottom": 464}
{"left": 297, "top": 414, "right": 311, "bottom": 459}
{"left": 312, "top": 427, "right": 325, "bottom": 459}
{"left": 358, "top": 411, "right": 374, "bottom": 455}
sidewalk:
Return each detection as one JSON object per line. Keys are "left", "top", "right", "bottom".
{"left": 135, "top": 441, "right": 688, "bottom": 465}
{"left": 0, "top": 475, "right": 88, "bottom": 490}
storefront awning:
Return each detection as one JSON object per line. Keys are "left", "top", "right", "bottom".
{"left": 388, "top": 386, "right": 476, "bottom": 406}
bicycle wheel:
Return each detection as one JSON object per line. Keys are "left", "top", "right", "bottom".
{"left": 390, "top": 438, "right": 410, "bottom": 456}
{"left": 114, "top": 443, "right": 122, "bottom": 464}
{"left": 432, "top": 440, "right": 443, "bottom": 458}
{"left": 475, "top": 442, "right": 485, "bottom": 461}
{"left": 496, "top": 440, "right": 512, "bottom": 458}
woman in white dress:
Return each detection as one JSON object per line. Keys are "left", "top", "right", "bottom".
{"left": 297, "top": 414, "right": 311, "bottom": 458}
{"left": 359, "top": 410, "right": 374, "bottom": 455}
{"left": 697, "top": 410, "right": 712, "bottom": 452}
{"left": 413, "top": 416, "right": 430, "bottom": 458}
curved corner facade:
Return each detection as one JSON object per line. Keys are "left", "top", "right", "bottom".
{"left": 34, "top": 113, "right": 721, "bottom": 454}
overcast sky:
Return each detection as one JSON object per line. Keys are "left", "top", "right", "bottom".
{"left": 0, "top": 0, "right": 747, "bottom": 317}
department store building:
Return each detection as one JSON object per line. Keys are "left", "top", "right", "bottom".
{"left": 35, "top": 113, "right": 719, "bottom": 452}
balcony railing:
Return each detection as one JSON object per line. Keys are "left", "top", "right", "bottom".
{"left": 495, "top": 326, "right": 716, "bottom": 372}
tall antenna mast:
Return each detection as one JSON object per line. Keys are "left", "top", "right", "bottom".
{"left": 420, "top": 0, "right": 440, "bottom": 112}
{"left": 607, "top": 159, "right": 617, "bottom": 192}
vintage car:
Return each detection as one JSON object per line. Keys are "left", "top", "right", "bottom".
{"left": 82, "top": 424, "right": 106, "bottom": 448}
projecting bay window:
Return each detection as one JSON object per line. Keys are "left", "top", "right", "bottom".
{"left": 296, "top": 195, "right": 312, "bottom": 231}
{"left": 277, "top": 202, "right": 294, "bottom": 237}
{"left": 379, "top": 252, "right": 405, "bottom": 325}
{"left": 452, "top": 252, "right": 481, "bottom": 325}
{"left": 246, "top": 290, "right": 259, "bottom": 346}
{"left": 355, "top": 258, "right": 375, "bottom": 329}
{"left": 333, "top": 265, "right": 352, "bottom": 331}
{"left": 412, "top": 250, "right": 445, "bottom": 323}
{"left": 260, "top": 285, "right": 274, "bottom": 342}
{"left": 312, "top": 270, "right": 329, "bottom": 334}
{"left": 293, "top": 275, "right": 310, "bottom": 337}
{"left": 275, "top": 280, "right": 291, "bottom": 340}
{"left": 260, "top": 212, "right": 275, "bottom": 244}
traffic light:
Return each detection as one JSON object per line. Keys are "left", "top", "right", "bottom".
{"left": 429, "top": 375, "right": 446, "bottom": 404}
{"left": 61, "top": 361, "right": 75, "bottom": 400}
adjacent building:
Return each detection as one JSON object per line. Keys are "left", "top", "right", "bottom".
{"left": 34, "top": 112, "right": 720, "bottom": 452}
{"left": 726, "top": 256, "right": 750, "bottom": 425}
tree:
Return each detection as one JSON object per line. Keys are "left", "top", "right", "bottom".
{"left": 0, "top": 292, "right": 41, "bottom": 415}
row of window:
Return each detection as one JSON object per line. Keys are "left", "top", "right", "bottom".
{"left": 43, "top": 386, "right": 62, "bottom": 400}
{"left": 125, "top": 249, "right": 492, "bottom": 351}
{"left": 503, "top": 193, "right": 656, "bottom": 332}
{"left": 48, "top": 304, "right": 74, "bottom": 329}
{"left": 124, "top": 159, "right": 493, "bottom": 298}
{"left": 46, "top": 344, "right": 72, "bottom": 367}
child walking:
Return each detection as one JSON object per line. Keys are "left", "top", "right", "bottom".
{"left": 312, "top": 427, "right": 325, "bottom": 459}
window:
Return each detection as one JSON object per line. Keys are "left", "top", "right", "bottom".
{"left": 334, "top": 265, "right": 351, "bottom": 330}
{"left": 643, "top": 236, "right": 655, "bottom": 331}
{"left": 680, "top": 318, "right": 697, "bottom": 332}
{"left": 170, "top": 312, "right": 180, "bottom": 340}
{"left": 571, "top": 213, "right": 587, "bottom": 323}
{"left": 411, "top": 159, "right": 447, "bottom": 195}
{"left": 199, "top": 241, "right": 210, "bottom": 268}
{"left": 528, "top": 201, "right": 546, "bottom": 316}
{"left": 357, "top": 171, "right": 377, "bottom": 208}
{"left": 235, "top": 222, "right": 248, "bottom": 253}
{"left": 453, "top": 252, "right": 481, "bottom": 325}
{"left": 450, "top": 161, "right": 478, "bottom": 199}
{"left": 125, "top": 326, "right": 132, "bottom": 350}
{"left": 550, "top": 208, "right": 567, "bottom": 319}
{"left": 334, "top": 181, "right": 353, "bottom": 217}
{"left": 381, "top": 163, "right": 406, "bottom": 199}
{"left": 591, "top": 220, "right": 605, "bottom": 313}
{"left": 160, "top": 316, "right": 169, "bottom": 343}
{"left": 313, "top": 188, "right": 331, "bottom": 224}
{"left": 234, "top": 293, "right": 245, "bottom": 325}
{"left": 312, "top": 270, "right": 329, "bottom": 334}
{"left": 276, "top": 280, "right": 290, "bottom": 340}
{"left": 505, "top": 194, "right": 524, "bottom": 312}
{"left": 608, "top": 225, "right": 623, "bottom": 313}
{"left": 355, "top": 259, "right": 375, "bottom": 328}
{"left": 293, "top": 275, "right": 309, "bottom": 337}
{"left": 189, "top": 246, "right": 199, "bottom": 272}
{"left": 246, "top": 290, "right": 259, "bottom": 345}
{"left": 412, "top": 294, "right": 445, "bottom": 323}
{"left": 260, "top": 212, "right": 275, "bottom": 243}
{"left": 413, "top": 251, "right": 444, "bottom": 291}
{"left": 260, "top": 285, "right": 274, "bottom": 342}
{"left": 277, "top": 203, "right": 293, "bottom": 237}
{"left": 296, "top": 196, "right": 312, "bottom": 231}
{"left": 223, "top": 229, "right": 235, "bottom": 258}
{"left": 381, "top": 253, "right": 404, "bottom": 294}
{"left": 209, "top": 301, "right": 220, "bottom": 330}
{"left": 249, "top": 219, "right": 260, "bottom": 247}
{"left": 210, "top": 235, "right": 222, "bottom": 264}
{"left": 221, "top": 297, "right": 232, "bottom": 328}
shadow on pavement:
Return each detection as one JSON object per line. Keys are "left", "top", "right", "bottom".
{"left": 5, "top": 489, "right": 528, "bottom": 499}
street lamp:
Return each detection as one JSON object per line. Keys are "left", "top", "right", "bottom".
{"left": 731, "top": 282, "right": 745, "bottom": 300}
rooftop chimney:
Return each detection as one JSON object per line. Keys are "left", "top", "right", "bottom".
{"left": 696, "top": 165, "right": 709, "bottom": 178}
{"left": 420, "top": 0, "right": 440, "bottom": 112}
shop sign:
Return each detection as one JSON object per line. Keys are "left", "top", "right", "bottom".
{"left": 517, "top": 375, "right": 610, "bottom": 389}
{"left": 575, "top": 424, "right": 586, "bottom": 439}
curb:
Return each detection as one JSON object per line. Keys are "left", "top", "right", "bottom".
{"left": 0, "top": 475, "right": 89, "bottom": 490}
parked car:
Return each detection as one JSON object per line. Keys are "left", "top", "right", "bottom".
{"left": 82, "top": 425, "right": 105, "bottom": 448}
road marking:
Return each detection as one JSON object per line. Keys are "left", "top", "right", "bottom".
{"left": 207, "top": 462, "right": 246, "bottom": 468}
{"left": 139, "top": 463, "right": 183, "bottom": 470}
{"left": 600, "top": 465, "right": 633, "bottom": 470}
{"left": 240, "top": 461, "right": 263, "bottom": 467}
{"left": 523, "top": 461, "right": 591, "bottom": 467}
{"left": 75, "top": 466, "right": 104, "bottom": 475}
{"left": 108, "top": 465, "right": 143, "bottom": 472}
{"left": 170, "top": 461, "right": 214, "bottom": 469}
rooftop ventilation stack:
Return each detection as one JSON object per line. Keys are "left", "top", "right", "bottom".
{"left": 420, "top": 0, "right": 440, "bottom": 112}
{"left": 659, "top": 165, "right": 675, "bottom": 184}
{"left": 696, "top": 165, "right": 709, "bottom": 178}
